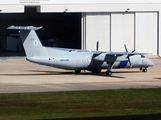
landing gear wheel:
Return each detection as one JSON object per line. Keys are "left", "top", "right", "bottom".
{"left": 142, "top": 68, "right": 147, "bottom": 72}
{"left": 75, "top": 70, "right": 81, "bottom": 74}
{"left": 106, "top": 70, "right": 112, "bottom": 76}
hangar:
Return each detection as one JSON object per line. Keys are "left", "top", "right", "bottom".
{"left": 0, "top": 0, "right": 161, "bottom": 57}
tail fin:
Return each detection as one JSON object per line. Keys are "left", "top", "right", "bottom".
{"left": 7, "top": 26, "right": 48, "bottom": 57}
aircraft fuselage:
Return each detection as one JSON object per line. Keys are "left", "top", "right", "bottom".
{"left": 27, "top": 51, "right": 154, "bottom": 71}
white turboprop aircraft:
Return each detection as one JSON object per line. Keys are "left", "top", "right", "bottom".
{"left": 7, "top": 26, "right": 154, "bottom": 76}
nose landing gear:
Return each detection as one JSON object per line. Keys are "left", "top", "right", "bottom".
{"left": 143, "top": 67, "right": 147, "bottom": 72}
{"left": 140, "top": 67, "right": 147, "bottom": 72}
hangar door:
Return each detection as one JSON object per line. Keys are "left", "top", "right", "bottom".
{"left": 111, "top": 13, "right": 135, "bottom": 52}
{"left": 85, "top": 13, "right": 110, "bottom": 51}
{"left": 135, "top": 12, "right": 157, "bottom": 55}
{"left": 0, "top": 7, "right": 81, "bottom": 56}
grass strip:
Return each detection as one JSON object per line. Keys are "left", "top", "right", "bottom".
{"left": 0, "top": 88, "right": 161, "bottom": 120}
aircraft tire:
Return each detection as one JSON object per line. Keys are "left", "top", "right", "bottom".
{"left": 106, "top": 70, "right": 112, "bottom": 76}
{"left": 142, "top": 69, "right": 147, "bottom": 72}
{"left": 75, "top": 70, "right": 81, "bottom": 74}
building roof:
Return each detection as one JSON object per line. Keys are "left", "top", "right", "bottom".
{"left": 0, "top": 0, "right": 161, "bottom": 5}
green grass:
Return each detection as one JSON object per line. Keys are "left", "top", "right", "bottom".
{"left": 0, "top": 88, "right": 161, "bottom": 120}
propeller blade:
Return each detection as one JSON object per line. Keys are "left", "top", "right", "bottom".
{"left": 132, "top": 50, "right": 135, "bottom": 53}
{"left": 124, "top": 44, "right": 128, "bottom": 52}
{"left": 128, "top": 56, "right": 132, "bottom": 67}
{"left": 96, "top": 41, "right": 99, "bottom": 51}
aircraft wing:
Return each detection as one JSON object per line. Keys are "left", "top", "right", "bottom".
{"left": 93, "top": 52, "right": 149, "bottom": 62}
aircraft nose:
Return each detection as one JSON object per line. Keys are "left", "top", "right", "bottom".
{"left": 143, "top": 58, "right": 154, "bottom": 67}
{"left": 149, "top": 59, "right": 154, "bottom": 66}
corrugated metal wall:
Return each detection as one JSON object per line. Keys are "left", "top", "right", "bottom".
{"left": 111, "top": 13, "right": 134, "bottom": 52}
{"left": 83, "top": 12, "right": 158, "bottom": 55}
{"left": 85, "top": 13, "right": 110, "bottom": 51}
{"left": 135, "top": 12, "right": 157, "bottom": 54}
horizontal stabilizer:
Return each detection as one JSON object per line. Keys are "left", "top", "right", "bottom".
{"left": 7, "top": 26, "right": 42, "bottom": 30}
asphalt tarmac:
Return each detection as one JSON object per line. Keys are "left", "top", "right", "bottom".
{"left": 0, "top": 56, "right": 161, "bottom": 93}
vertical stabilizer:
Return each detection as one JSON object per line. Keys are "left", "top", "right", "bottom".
{"left": 7, "top": 26, "right": 48, "bottom": 57}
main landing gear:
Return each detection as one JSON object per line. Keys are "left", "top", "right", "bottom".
{"left": 75, "top": 70, "right": 81, "bottom": 74}
{"left": 106, "top": 70, "right": 112, "bottom": 76}
{"left": 105, "top": 62, "right": 114, "bottom": 76}
{"left": 91, "top": 69, "right": 102, "bottom": 74}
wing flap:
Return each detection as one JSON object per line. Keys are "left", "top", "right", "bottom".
{"left": 93, "top": 53, "right": 118, "bottom": 62}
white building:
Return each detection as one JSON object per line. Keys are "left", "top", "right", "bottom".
{"left": 0, "top": 0, "right": 161, "bottom": 56}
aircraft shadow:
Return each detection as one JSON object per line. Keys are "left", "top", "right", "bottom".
{"left": 0, "top": 71, "right": 74, "bottom": 76}
{"left": 112, "top": 71, "right": 141, "bottom": 73}
{"left": 154, "top": 78, "right": 161, "bottom": 80}
{"left": 0, "top": 70, "right": 141, "bottom": 78}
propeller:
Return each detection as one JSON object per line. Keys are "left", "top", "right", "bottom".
{"left": 124, "top": 44, "right": 134, "bottom": 67}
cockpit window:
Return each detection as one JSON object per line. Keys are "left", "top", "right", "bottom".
{"left": 141, "top": 55, "right": 145, "bottom": 58}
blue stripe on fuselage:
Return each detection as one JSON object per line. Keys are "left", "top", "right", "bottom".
{"left": 116, "top": 60, "right": 128, "bottom": 68}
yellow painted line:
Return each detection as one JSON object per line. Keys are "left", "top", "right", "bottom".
{"left": 0, "top": 80, "right": 161, "bottom": 87}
